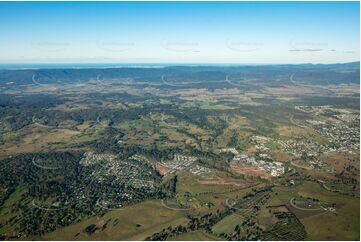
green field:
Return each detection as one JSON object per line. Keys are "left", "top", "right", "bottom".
{"left": 298, "top": 182, "right": 360, "bottom": 241}
{"left": 170, "top": 230, "right": 220, "bottom": 241}
{"left": 0, "top": 186, "right": 28, "bottom": 234}
{"left": 212, "top": 213, "right": 243, "bottom": 235}
{"left": 41, "top": 200, "right": 189, "bottom": 241}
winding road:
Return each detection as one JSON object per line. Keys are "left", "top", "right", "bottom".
{"left": 96, "top": 198, "right": 124, "bottom": 211}
{"left": 32, "top": 74, "right": 43, "bottom": 85}
{"left": 32, "top": 199, "right": 66, "bottom": 211}
{"left": 161, "top": 75, "right": 186, "bottom": 87}
{"left": 224, "top": 75, "right": 244, "bottom": 88}
{"left": 289, "top": 115, "right": 308, "bottom": 129}
{"left": 32, "top": 158, "right": 61, "bottom": 170}
{"left": 289, "top": 198, "right": 324, "bottom": 211}
{"left": 225, "top": 198, "right": 252, "bottom": 212}
{"left": 161, "top": 199, "right": 191, "bottom": 211}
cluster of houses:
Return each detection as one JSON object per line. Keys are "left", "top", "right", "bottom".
{"left": 189, "top": 165, "right": 211, "bottom": 176}
{"left": 295, "top": 105, "right": 359, "bottom": 154}
{"left": 282, "top": 117, "right": 359, "bottom": 158}
{"left": 80, "top": 152, "right": 118, "bottom": 166}
{"left": 221, "top": 141, "right": 285, "bottom": 177}
{"left": 232, "top": 151, "right": 284, "bottom": 177}
{"left": 131, "top": 178, "right": 155, "bottom": 189}
{"left": 158, "top": 154, "right": 198, "bottom": 175}
{"left": 277, "top": 139, "right": 333, "bottom": 170}
{"left": 312, "top": 120, "right": 359, "bottom": 153}
{"left": 250, "top": 136, "right": 270, "bottom": 152}
{"left": 79, "top": 152, "right": 156, "bottom": 189}
{"left": 294, "top": 105, "right": 333, "bottom": 115}
{"left": 335, "top": 113, "right": 359, "bottom": 123}
{"left": 277, "top": 139, "right": 328, "bottom": 158}
{"left": 129, "top": 154, "right": 155, "bottom": 169}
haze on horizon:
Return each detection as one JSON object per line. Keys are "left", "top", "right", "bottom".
{"left": 0, "top": 1, "right": 359, "bottom": 65}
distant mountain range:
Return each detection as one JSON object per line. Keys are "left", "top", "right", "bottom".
{"left": 0, "top": 62, "right": 359, "bottom": 86}
{"left": 0, "top": 61, "right": 359, "bottom": 70}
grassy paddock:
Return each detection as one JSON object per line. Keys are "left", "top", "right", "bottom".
{"left": 41, "top": 199, "right": 188, "bottom": 241}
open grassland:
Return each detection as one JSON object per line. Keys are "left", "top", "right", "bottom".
{"left": 257, "top": 205, "right": 280, "bottom": 230}
{"left": 266, "top": 181, "right": 360, "bottom": 241}
{"left": 199, "top": 102, "right": 236, "bottom": 110}
{"left": 212, "top": 213, "right": 242, "bottom": 235}
{"left": 276, "top": 125, "right": 320, "bottom": 140}
{"left": 320, "top": 152, "right": 360, "bottom": 174}
{"left": 170, "top": 230, "right": 220, "bottom": 240}
{"left": 0, "top": 122, "right": 107, "bottom": 158}
{"left": 175, "top": 172, "right": 255, "bottom": 213}
{"left": 41, "top": 200, "right": 188, "bottom": 241}
{"left": 298, "top": 181, "right": 359, "bottom": 241}
{"left": 177, "top": 172, "right": 247, "bottom": 195}
{"left": 216, "top": 115, "right": 253, "bottom": 149}
{"left": 0, "top": 126, "right": 79, "bottom": 158}
{"left": 0, "top": 186, "right": 28, "bottom": 234}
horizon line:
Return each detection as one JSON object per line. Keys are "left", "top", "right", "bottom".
{"left": 0, "top": 61, "right": 359, "bottom": 67}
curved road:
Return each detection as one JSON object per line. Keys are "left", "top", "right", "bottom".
{"left": 96, "top": 199, "right": 124, "bottom": 211}
{"left": 32, "top": 158, "right": 61, "bottom": 170}
{"left": 161, "top": 75, "right": 210, "bottom": 87}
{"left": 32, "top": 199, "right": 65, "bottom": 211}
{"left": 289, "top": 115, "right": 308, "bottom": 128}
{"left": 32, "top": 74, "right": 43, "bottom": 85}
{"left": 289, "top": 73, "right": 333, "bottom": 95}
{"left": 225, "top": 75, "right": 244, "bottom": 88}
{"left": 225, "top": 198, "right": 252, "bottom": 212}
{"left": 161, "top": 75, "right": 185, "bottom": 87}
{"left": 289, "top": 198, "right": 324, "bottom": 211}
{"left": 160, "top": 115, "right": 180, "bottom": 129}
{"left": 161, "top": 199, "right": 191, "bottom": 211}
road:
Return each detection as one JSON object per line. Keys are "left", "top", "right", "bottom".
{"left": 160, "top": 114, "right": 179, "bottom": 129}
{"left": 32, "top": 199, "right": 65, "bottom": 211}
{"left": 289, "top": 115, "right": 308, "bottom": 129}
{"left": 289, "top": 198, "right": 323, "bottom": 211}
{"left": 161, "top": 199, "right": 191, "bottom": 211}
{"left": 95, "top": 198, "right": 124, "bottom": 211}
{"left": 289, "top": 73, "right": 333, "bottom": 95}
{"left": 32, "top": 74, "right": 43, "bottom": 85}
{"left": 161, "top": 75, "right": 184, "bottom": 87}
{"left": 225, "top": 75, "right": 244, "bottom": 87}
{"left": 32, "top": 158, "right": 60, "bottom": 170}
{"left": 225, "top": 198, "right": 252, "bottom": 212}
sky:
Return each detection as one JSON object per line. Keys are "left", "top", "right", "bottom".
{"left": 0, "top": 1, "right": 359, "bottom": 64}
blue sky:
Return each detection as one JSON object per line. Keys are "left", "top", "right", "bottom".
{"left": 0, "top": 1, "right": 359, "bottom": 64}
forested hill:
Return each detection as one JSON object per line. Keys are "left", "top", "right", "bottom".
{"left": 0, "top": 62, "right": 359, "bottom": 86}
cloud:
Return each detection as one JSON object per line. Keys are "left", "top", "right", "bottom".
{"left": 33, "top": 41, "right": 70, "bottom": 52}
{"left": 226, "top": 39, "right": 264, "bottom": 52}
{"left": 96, "top": 41, "right": 135, "bottom": 52}
{"left": 161, "top": 40, "right": 200, "bottom": 53}
{"left": 289, "top": 48, "right": 323, "bottom": 52}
